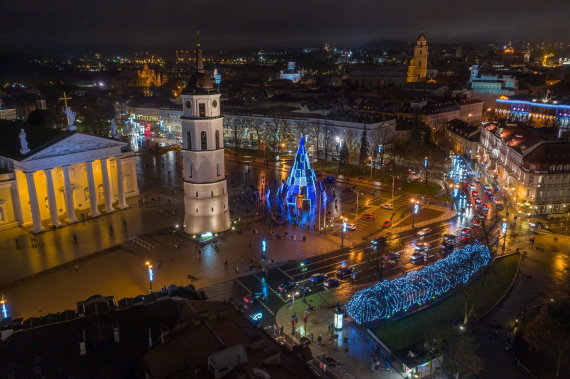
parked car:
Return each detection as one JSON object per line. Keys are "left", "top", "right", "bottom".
{"left": 383, "top": 259, "right": 398, "bottom": 267}
{"left": 443, "top": 234, "right": 457, "bottom": 243}
{"left": 415, "top": 242, "right": 431, "bottom": 251}
{"left": 382, "top": 220, "right": 392, "bottom": 228}
{"left": 243, "top": 292, "right": 266, "bottom": 304}
{"left": 277, "top": 281, "right": 297, "bottom": 293}
{"left": 417, "top": 227, "right": 432, "bottom": 236}
{"left": 474, "top": 177, "right": 481, "bottom": 183}
{"left": 441, "top": 242, "right": 454, "bottom": 252}
{"left": 362, "top": 213, "right": 376, "bottom": 220}
{"left": 345, "top": 223, "right": 357, "bottom": 231}
{"left": 309, "top": 273, "right": 327, "bottom": 284}
{"left": 336, "top": 266, "right": 354, "bottom": 279}
{"left": 323, "top": 277, "right": 340, "bottom": 288}
{"left": 381, "top": 203, "right": 394, "bottom": 210}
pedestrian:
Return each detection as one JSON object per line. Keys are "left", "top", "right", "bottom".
{"left": 344, "top": 347, "right": 349, "bottom": 356}
{"left": 317, "top": 335, "right": 322, "bottom": 345}
{"left": 73, "top": 234, "right": 78, "bottom": 244}
{"left": 74, "top": 265, "right": 78, "bottom": 271}
{"left": 235, "top": 266, "right": 240, "bottom": 274}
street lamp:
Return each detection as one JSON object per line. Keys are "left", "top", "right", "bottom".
{"left": 423, "top": 156, "right": 429, "bottom": 184}
{"left": 1, "top": 295, "right": 7, "bottom": 320}
{"left": 501, "top": 218, "right": 508, "bottom": 255}
{"left": 411, "top": 199, "right": 420, "bottom": 228}
{"left": 369, "top": 156, "right": 373, "bottom": 179}
{"left": 341, "top": 217, "right": 347, "bottom": 248}
{"left": 145, "top": 261, "right": 154, "bottom": 293}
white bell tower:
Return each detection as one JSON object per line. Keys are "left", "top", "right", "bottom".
{"left": 181, "top": 40, "right": 230, "bottom": 235}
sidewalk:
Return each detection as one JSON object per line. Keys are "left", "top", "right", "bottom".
{"left": 275, "top": 287, "right": 403, "bottom": 379}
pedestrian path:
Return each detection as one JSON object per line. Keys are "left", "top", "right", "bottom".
{"left": 274, "top": 288, "right": 404, "bottom": 378}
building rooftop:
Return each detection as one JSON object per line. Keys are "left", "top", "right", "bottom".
{"left": 0, "top": 120, "right": 71, "bottom": 161}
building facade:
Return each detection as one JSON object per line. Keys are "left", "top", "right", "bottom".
{"left": 495, "top": 95, "right": 570, "bottom": 130}
{"left": 0, "top": 124, "right": 138, "bottom": 232}
{"left": 181, "top": 44, "right": 231, "bottom": 235}
{"left": 407, "top": 34, "right": 428, "bottom": 82}
{"left": 479, "top": 122, "right": 570, "bottom": 215}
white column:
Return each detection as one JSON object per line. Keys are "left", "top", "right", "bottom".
{"left": 25, "top": 171, "right": 45, "bottom": 233}
{"left": 85, "top": 161, "right": 101, "bottom": 217}
{"left": 100, "top": 158, "right": 114, "bottom": 213}
{"left": 115, "top": 156, "right": 128, "bottom": 209}
{"left": 62, "top": 165, "right": 78, "bottom": 223}
{"left": 44, "top": 168, "right": 62, "bottom": 227}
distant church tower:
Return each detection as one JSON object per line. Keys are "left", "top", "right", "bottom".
{"left": 407, "top": 33, "right": 428, "bottom": 83}
{"left": 180, "top": 39, "right": 231, "bottom": 235}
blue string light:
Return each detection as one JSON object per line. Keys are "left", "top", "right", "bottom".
{"left": 278, "top": 136, "right": 317, "bottom": 205}
{"left": 347, "top": 244, "right": 491, "bottom": 324}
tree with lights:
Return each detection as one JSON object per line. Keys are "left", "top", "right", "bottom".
{"left": 359, "top": 128, "right": 370, "bottom": 166}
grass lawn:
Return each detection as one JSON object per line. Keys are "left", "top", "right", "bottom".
{"left": 402, "top": 181, "right": 442, "bottom": 196}
{"left": 373, "top": 254, "right": 520, "bottom": 352}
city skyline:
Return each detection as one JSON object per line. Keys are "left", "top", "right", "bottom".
{"left": 1, "top": 0, "right": 569, "bottom": 54}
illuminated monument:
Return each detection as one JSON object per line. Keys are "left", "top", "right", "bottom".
{"left": 279, "top": 136, "right": 318, "bottom": 207}
{"left": 181, "top": 39, "right": 231, "bottom": 234}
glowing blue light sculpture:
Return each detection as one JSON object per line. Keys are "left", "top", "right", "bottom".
{"left": 347, "top": 244, "right": 491, "bottom": 324}
{"left": 279, "top": 136, "right": 317, "bottom": 206}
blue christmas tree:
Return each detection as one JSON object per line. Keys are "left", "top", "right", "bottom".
{"left": 280, "top": 136, "right": 317, "bottom": 206}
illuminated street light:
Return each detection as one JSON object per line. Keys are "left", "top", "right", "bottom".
{"left": 145, "top": 261, "right": 154, "bottom": 293}
{"left": 341, "top": 217, "right": 347, "bottom": 248}
{"left": 501, "top": 218, "right": 508, "bottom": 255}
{"left": 1, "top": 295, "right": 7, "bottom": 320}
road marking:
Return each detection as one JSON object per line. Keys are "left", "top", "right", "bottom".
{"left": 235, "top": 278, "right": 252, "bottom": 293}
{"left": 278, "top": 267, "right": 295, "bottom": 280}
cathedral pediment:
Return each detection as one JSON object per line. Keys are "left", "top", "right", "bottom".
{"left": 24, "top": 133, "right": 126, "bottom": 161}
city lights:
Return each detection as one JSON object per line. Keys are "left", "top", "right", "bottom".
{"left": 347, "top": 245, "right": 491, "bottom": 324}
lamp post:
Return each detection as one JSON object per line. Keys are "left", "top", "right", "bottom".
{"left": 341, "top": 217, "right": 347, "bottom": 248}
{"left": 1, "top": 295, "right": 7, "bottom": 320}
{"left": 335, "top": 137, "right": 342, "bottom": 174}
{"left": 369, "top": 155, "right": 373, "bottom": 179}
{"left": 411, "top": 199, "right": 420, "bottom": 228}
{"left": 423, "top": 156, "right": 429, "bottom": 184}
{"left": 145, "top": 261, "right": 154, "bottom": 293}
{"left": 501, "top": 218, "right": 508, "bottom": 255}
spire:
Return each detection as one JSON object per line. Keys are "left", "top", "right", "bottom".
{"left": 196, "top": 30, "right": 204, "bottom": 73}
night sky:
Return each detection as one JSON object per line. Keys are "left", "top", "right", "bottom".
{"left": 1, "top": 0, "right": 567, "bottom": 53}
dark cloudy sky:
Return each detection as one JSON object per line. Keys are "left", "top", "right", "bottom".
{"left": 0, "top": 0, "right": 567, "bottom": 54}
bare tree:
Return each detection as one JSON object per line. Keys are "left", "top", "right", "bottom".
{"left": 225, "top": 116, "right": 247, "bottom": 149}
{"left": 249, "top": 118, "right": 265, "bottom": 151}
{"left": 262, "top": 119, "right": 293, "bottom": 157}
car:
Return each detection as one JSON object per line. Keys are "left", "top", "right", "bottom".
{"left": 443, "top": 234, "right": 457, "bottom": 242}
{"left": 469, "top": 184, "right": 476, "bottom": 191}
{"left": 417, "top": 227, "right": 432, "bottom": 236}
{"left": 460, "top": 228, "right": 472, "bottom": 237}
{"left": 471, "top": 190, "right": 479, "bottom": 197}
{"left": 415, "top": 242, "right": 431, "bottom": 251}
{"left": 474, "top": 177, "right": 481, "bottom": 183}
{"left": 463, "top": 178, "right": 468, "bottom": 183}
{"left": 472, "top": 220, "right": 481, "bottom": 228}
{"left": 277, "top": 281, "right": 297, "bottom": 293}
{"left": 324, "top": 176, "right": 335, "bottom": 184}
{"left": 441, "top": 242, "right": 454, "bottom": 251}
{"left": 336, "top": 266, "right": 354, "bottom": 278}
{"left": 494, "top": 200, "right": 504, "bottom": 210}
{"left": 381, "top": 203, "right": 394, "bottom": 210}
{"left": 309, "top": 273, "right": 327, "bottom": 284}
{"left": 483, "top": 184, "right": 491, "bottom": 190}
{"left": 362, "top": 213, "right": 376, "bottom": 220}
{"left": 383, "top": 259, "right": 398, "bottom": 267}
{"left": 371, "top": 237, "right": 387, "bottom": 246}
{"left": 286, "top": 286, "right": 311, "bottom": 299}
{"left": 345, "top": 223, "right": 357, "bottom": 231}
{"left": 411, "top": 252, "right": 427, "bottom": 262}
{"left": 481, "top": 204, "right": 490, "bottom": 212}
{"left": 382, "top": 220, "right": 392, "bottom": 228}
{"left": 323, "top": 277, "right": 340, "bottom": 288}
{"left": 243, "top": 292, "right": 266, "bottom": 304}
{"left": 475, "top": 198, "right": 482, "bottom": 205}
{"left": 387, "top": 252, "right": 400, "bottom": 260}
{"left": 407, "top": 169, "right": 416, "bottom": 174}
